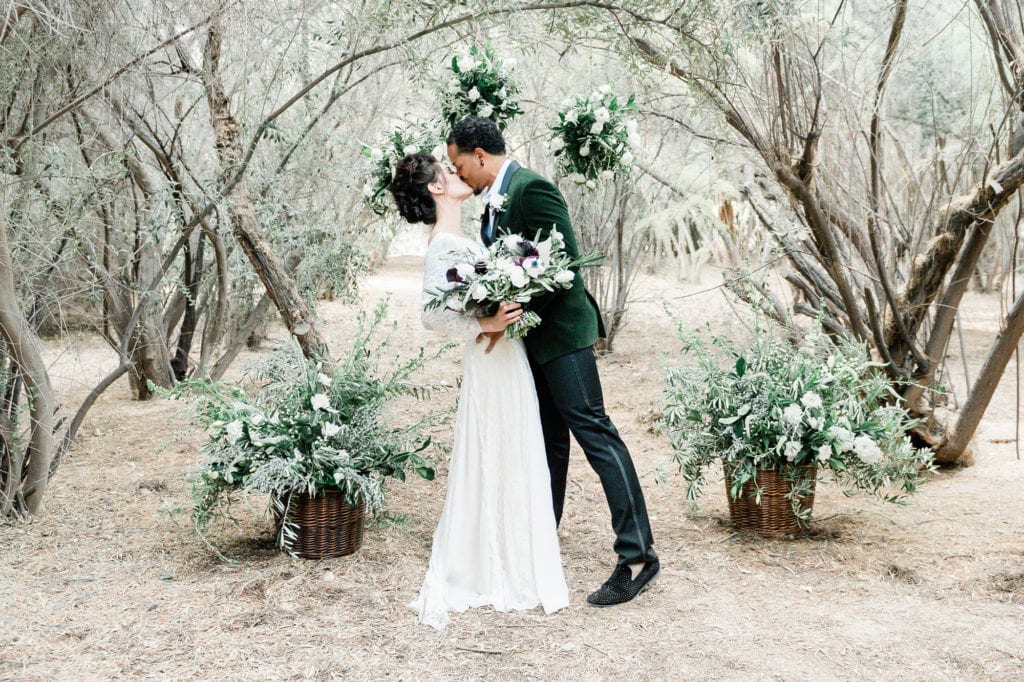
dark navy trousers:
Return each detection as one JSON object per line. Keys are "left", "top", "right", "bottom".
{"left": 529, "top": 347, "right": 656, "bottom": 565}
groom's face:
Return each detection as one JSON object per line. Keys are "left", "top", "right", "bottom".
{"left": 446, "top": 144, "right": 488, "bottom": 195}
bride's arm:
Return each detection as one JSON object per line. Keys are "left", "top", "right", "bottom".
{"left": 421, "top": 247, "right": 486, "bottom": 341}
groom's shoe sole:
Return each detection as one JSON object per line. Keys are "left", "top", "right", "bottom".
{"left": 586, "top": 568, "right": 660, "bottom": 608}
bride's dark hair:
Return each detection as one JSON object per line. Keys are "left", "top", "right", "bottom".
{"left": 389, "top": 154, "right": 440, "bottom": 224}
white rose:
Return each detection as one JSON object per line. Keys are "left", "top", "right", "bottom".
{"left": 598, "top": 84, "right": 612, "bottom": 94}
{"left": 322, "top": 422, "right": 342, "bottom": 437}
{"left": 816, "top": 445, "right": 832, "bottom": 462}
{"left": 311, "top": 393, "right": 331, "bottom": 411}
{"left": 509, "top": 267, "right": 529, "bottom": 288}
{"left": 784, "top": 440, "right": 802, "bottom": 462}
{"left": 501, "top": 234, "right": 521, "bottom": 251}
{"left": 470, "top": 283, "right": 489, "bottom": 301}
{"left": 495, "top": 256, "right": 516, "bottom": 274}
{"left": 467, "top": 86, "right": 481, "bottom": 101}
{"left": 568, "top": 172, "right": 586, "bottom": 185}
{"left": 801, "top": 391, "right": 823, "bottom": 409}
{"left": 564, "top": 109, "right": 579, "bottom": 125}
{"left": 595, "top": 106, "right": 611, "bottom": 123}
{"left": 585, "top": 179, "right": 597, "bottom": 190}
{"left": 829, "top": 426, "right": 855, "bottom": 452}
{"left": 455, "top": 262, "right": 475, "bottom": 279}
{"left": 478, "top": 103, "right": 494, "bottom": 118}
{"left": 317, "top": 373, "right": 332, "bottom": 387}
{"left": 590, "top": 121, "right": 605, "bottom": 135}
{"left": 458, "top": 56, "right": 478, "bottom": 71}
{"left": 550, "top": 137, "right": 566, "bottom": 152}
{"left": 250, "top": 412, "right": 265, "bottom": 426}
{"left": 579, "top": 145, "right": 591, "bottom": 158}
{"left": 402, "top": 144, "right": 418, "bottom": 155}
{"left": 489, "top": 193, "right": 506, "bottom": 211}
{"left": 600, "top": 170, "right": 615, "bottom": 180}
{"left": 362, "top": 182, "right": 374, "bottom": 197}
{"left": 853, "top": 435, "right": 883, "bottom": 464}
{"left": 553, "top": 270, "right": 575, "bottom": 284}
{"left": 224, "top": 420, "right": 244, "bottom": 445}
{"left": 782, "top": 404, "right": 803, "bottom": 426}
{"left": 370, "top": 147, "right": 384, "bottom": 161}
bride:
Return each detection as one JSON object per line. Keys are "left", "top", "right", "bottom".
{"left": 389, "top": 153, "right": 569, "bottom": 630}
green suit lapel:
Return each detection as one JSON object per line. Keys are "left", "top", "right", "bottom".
{"left": 495, "top": 161, "right": 521, "bottom": 233}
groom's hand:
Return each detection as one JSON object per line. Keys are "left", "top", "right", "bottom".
{"left": 476, "top": 331, "right": 504, "bottom": 354}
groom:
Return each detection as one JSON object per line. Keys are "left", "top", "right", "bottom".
{"left": 446, "top": 116, "right": 659, "bottom": 606}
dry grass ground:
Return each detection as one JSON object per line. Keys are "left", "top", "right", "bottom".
{"left": 2, "top": 255, "right": 1024, "bottom": 680}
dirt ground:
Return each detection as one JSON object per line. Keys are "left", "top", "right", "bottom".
{"left": 2, "top": 254, "right": 1024, "bottom": 681}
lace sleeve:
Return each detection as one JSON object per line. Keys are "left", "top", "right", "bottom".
{"left": 421, "top": 239, "right": 484, "bottom": 342}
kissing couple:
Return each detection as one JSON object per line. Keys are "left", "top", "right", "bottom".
{"left": 388, "top": 115, "right": 659, "bottom": 630}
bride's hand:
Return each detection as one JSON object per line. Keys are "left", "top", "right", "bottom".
{"left": 478, "top": 301, "right": 523, "bottom": 333}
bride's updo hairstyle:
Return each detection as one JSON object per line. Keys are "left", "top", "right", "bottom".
{"left": 389, "top": 153, "right": 440, "bottom": 224}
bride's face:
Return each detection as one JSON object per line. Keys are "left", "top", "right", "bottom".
{"left": 434, "top": 164, "right": 473, "bottom": 202}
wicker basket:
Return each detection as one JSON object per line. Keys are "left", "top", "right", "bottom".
{"left": 724, "top": 465, "right": 817, "bottom": 536}
{"left": 276, "top": 487, "right": 365, "bottom": 559}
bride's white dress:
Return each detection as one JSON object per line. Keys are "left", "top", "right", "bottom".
{"left": 411, "top": 231, "right": 569, "bottom": 630}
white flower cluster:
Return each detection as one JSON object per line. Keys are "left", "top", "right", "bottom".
{"left": 550, "top": 86, "right": 639, "bottom": 187}
{"left": 360, "top": 126, "right": 440, "bottom": 215}
{"left": 440, "top": 45, "right": 522, "bottom": 131}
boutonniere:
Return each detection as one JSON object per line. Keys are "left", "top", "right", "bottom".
{"left": 488, "top": 192, "right": 507, "bottom": 213}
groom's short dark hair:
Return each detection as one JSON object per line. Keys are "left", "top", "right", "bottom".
{"left": 447, "top": 116, "right": 506, "bottom": 155}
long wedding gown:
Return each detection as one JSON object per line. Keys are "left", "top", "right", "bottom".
{"left": 411, "top": 231, "right": 569, "bottom": 630}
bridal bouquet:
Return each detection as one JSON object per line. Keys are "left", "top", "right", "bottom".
{"left": 425, "top": 229, "right": 603, "bottom": 339}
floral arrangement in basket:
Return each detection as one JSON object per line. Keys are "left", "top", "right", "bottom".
{"left": 424, "top": 228, "right": 603, "bottom": 339}
{"left": 660, "top": 320, "right": 934, "bottom": 523}
{"left": 549, "top": 85, "right": 639, "bottom": 188}
{"left": 439, "top": 43, "right": 523, "bottom": 131}
{"left": 160, "top": 301, "right": 449, "bottom": 556}
{"left": 361, "top": 126, "right": 440, "bottom": 215}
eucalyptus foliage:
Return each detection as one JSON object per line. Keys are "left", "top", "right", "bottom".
{"left": 661, "top": 321, "right": 934, "bottom": 522}
{"left": 160, "top": 301, "right": 450, "bottom": 555}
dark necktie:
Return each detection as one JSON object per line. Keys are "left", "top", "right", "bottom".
{"left": 480, "top": 206, "right": 494, "bottom": 245}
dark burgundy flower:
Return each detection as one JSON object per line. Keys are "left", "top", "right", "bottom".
{"left": 521, "top": 240, "right": 539, "bottom": 258}
{"left": 446, "top": 267, "right": 464, "bottom": 283}
{"left": 474, "top": 261, "right": 488, "bottom": 274}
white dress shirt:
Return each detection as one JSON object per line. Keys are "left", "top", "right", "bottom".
{"left": 482, "top": 158, "right": 514, "bottom": 232}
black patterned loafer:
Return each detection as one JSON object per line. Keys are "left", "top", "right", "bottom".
{"left": 586, "top": 559, "right": 660, "bottom": 607}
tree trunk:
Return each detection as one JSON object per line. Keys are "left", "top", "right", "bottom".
{"left": 202, "top": 22, "right": 329, "bottom": 362}
{"left": 934, "top": 287, "right": 1024, "bottom": 463}
{"left": 0, "top": 208, "right": 54, "bottom": 514}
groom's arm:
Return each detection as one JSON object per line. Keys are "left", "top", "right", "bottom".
{"left": 517, "top": 178, "right": 581, "bottom": 316}
{"left": 518, "top": 179, "right": 578, "bottom": 258}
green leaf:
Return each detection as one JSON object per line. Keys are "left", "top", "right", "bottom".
{"left": 735, "top": 356, "right": 746, "bottom": 377}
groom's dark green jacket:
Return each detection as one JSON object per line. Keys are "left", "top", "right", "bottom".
{"left": 493, "top": 165, "right": 606, "bottom": 365}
